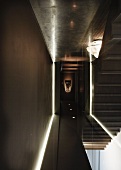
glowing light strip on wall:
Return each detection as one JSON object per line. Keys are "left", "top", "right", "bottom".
{"left": 88, "top": 35, "right": 121, "bottom": 149}
{"left": 34, "top": 62, "right": 55, "bottom": 170}
{"left": 89, "top": 35, "right": 93, "bottom": 116}
{"left": 51, "top": 1, "right": 56, "bottom": 62}
{"left": 34, "top": 9, "right": 56, "bottom": 169}
{"left": 52, "top": 20, "right": 56, "bottom": 62}
{"left": 30, "top": 1, "right": 56, "bottom": 169}
{"left": 34, "top": 115, "right": 55, "bottom": 170}
{"left": 52, "top": 62, "right": 55, "bottom": 115}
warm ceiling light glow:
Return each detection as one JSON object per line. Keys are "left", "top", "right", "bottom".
{"left": 51, "top": 0, "right": 56, "bottom": 62}
{"left": 51, "top": 0, "right": 56, "bottom": 6}
{"left": 52, "top": 15, "right": 56, "bottom": 62}
{"left": 87, "top": 39, "right": 102, "bottom": 58}
{"left": 72, "top": 4, "right": 77, "bottom": 8}
{"left": 70, "top": 20, "right": 75, "bottom": 29}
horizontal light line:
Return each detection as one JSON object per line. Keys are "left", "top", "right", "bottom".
{"left": 97, "top": 84, "right": 121, "bottom": 87}
{"left": 93, "top": 110, "right": 121, "bottom": 112}
{"left": 95, "top": 94, "right": 121, "bottom": 96}
{"left": 62, "top": 68, "right": 81, "bottom": 70}
{"left": 62, "top": 64, "right": 83, "bottom": 67}
{"left": 94, "top": 103, "right": 121, "bottom": 105}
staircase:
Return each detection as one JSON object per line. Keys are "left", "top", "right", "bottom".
{"left": 83, "top": 12, "right": 121, "bottom": 150}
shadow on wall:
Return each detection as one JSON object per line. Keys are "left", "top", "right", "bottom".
{"left": 0, "top": 57, "right": 9, "bottom": 169}
{"left": 0, "top": 109, "right": 10, "bottom": 169}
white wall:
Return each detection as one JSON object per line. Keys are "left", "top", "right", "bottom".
{"left": 100, "top": 131, "right": 121, "bottom": 170}
{"left": 86, "top": 131, "right": 121, "bottom": 170}
{"left": 86, "top": 150, "right": 100, "bottom": 170}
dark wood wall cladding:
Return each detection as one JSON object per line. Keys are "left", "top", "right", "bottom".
{"left": 0, "top": 0, "right": 52, "bottom": 169}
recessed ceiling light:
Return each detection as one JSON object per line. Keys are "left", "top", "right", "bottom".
{"left": 70, "top": 20, "right": 75, "bottom": 29}
{"left": 72, "top": 2, "right": 77, "bottom": 10}
{"left": 70, "top": 108, "right": 72, "bottom": 111}
{"left": 72, "top": 116, "right": 75, "bottom": 119}
{"left": 72, "top": 4, "right": 77, "bottom": 8}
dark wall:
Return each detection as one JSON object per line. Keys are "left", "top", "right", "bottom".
{"left": 41, "top": 63, "right": 60, "bottom": 170}
{"left": 0, "top": 0, "right": 52, "bottom": 169}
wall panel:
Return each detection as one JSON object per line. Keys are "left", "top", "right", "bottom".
{"left": 0, "top": 0, "right": 52, "bottom": 169}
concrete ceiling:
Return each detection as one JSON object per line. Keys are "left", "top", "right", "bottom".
{"left": 30, "top": 0, "right": 107, "bottom": 61}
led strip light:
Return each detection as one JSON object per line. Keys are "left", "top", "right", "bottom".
{"left": 34, "top": 5, "right": 56, "bottom": 169}
{"left": 34, "top": 61, "right": 55, "bottom": 170}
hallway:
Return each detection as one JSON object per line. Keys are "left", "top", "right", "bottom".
{"left": 0, "top": 0, "right": 121, "bottom": 170}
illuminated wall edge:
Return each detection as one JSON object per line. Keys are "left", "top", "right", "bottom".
{"left": 29, "top": 1, "right": 56, "bottom": 169}
{"left": 33, "top": 62, "right": 55, "bottom": 170}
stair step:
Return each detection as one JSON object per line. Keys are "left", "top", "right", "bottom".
{"left": 94, "top": 115, "right": 121, "bottom": 120}
{"left": 95, "top": 84, "right": 121, "bottom": 94}
{"left": 101, "top": 60, "right": 121, "bottom": 71}
{"left": 83, "top": 138, "right": 111, "bottom": 142}
{"left": 83, "top": 130, "right": 117, "bottom": 136}
{"left": 83, "top": 142, "right": 108, "bottom": 150}
{"left": 100, "top": 71, "right": 121, "bottom": 74}
{"left": 112, "top": 23, "right": 121, "bottom": 37}
{"left": 105, "top": 44, "right": 121, "bottom": 55}
{"left": 83, "top": 133, "right": 110, "bottom": 137}
{"left": 93, "top": 103, "right": 121, "bottom": 110}
{"left": 94, "top": 94, "right": 121, "bottom": 103}
{"left": 104, "top": 54, "right": 121, "bottom": 60}
{"left": 83, "top": 145, "right": 106, "bottom": 150}
{"left": 97, "top": 74, "right": 121, "bottom": 84}
{"left": 83, "top": 126, "right": 120, "bottom": 135}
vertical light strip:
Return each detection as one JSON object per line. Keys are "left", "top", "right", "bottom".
{"left": 30, "top": 1, "right": 56, "bottom": 169}
{"left": 34, "top": 62, "right": 55, "bottom": 170}
{"left": 34, "top": 115, "right": 55, "bottom": 170}
{"left": 34, "top": 9, "right": 56, "bottom": 169}
{"left": 51, "top": 2, "right": 56, "bottom": 115}
{"left": 52, "top": 13, "right": 56, "bottom": 62}
{"left": 88, "top": 36, "right": 121, "bottom": 149}
{"left": 52, "top": 61, "right": 55, "bottom": 115}
{"left": 51, "top": 0, "right": 56, "bottom": 7}
{"left": 89, "top": 35, "right": 93, "bottom": 116}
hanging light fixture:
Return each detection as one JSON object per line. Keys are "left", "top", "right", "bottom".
{"left": 86, "top": 39, "right": 102, "bottom": 58}
{"left": 64, "top": 80, "right": 72, "bottom": 93}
